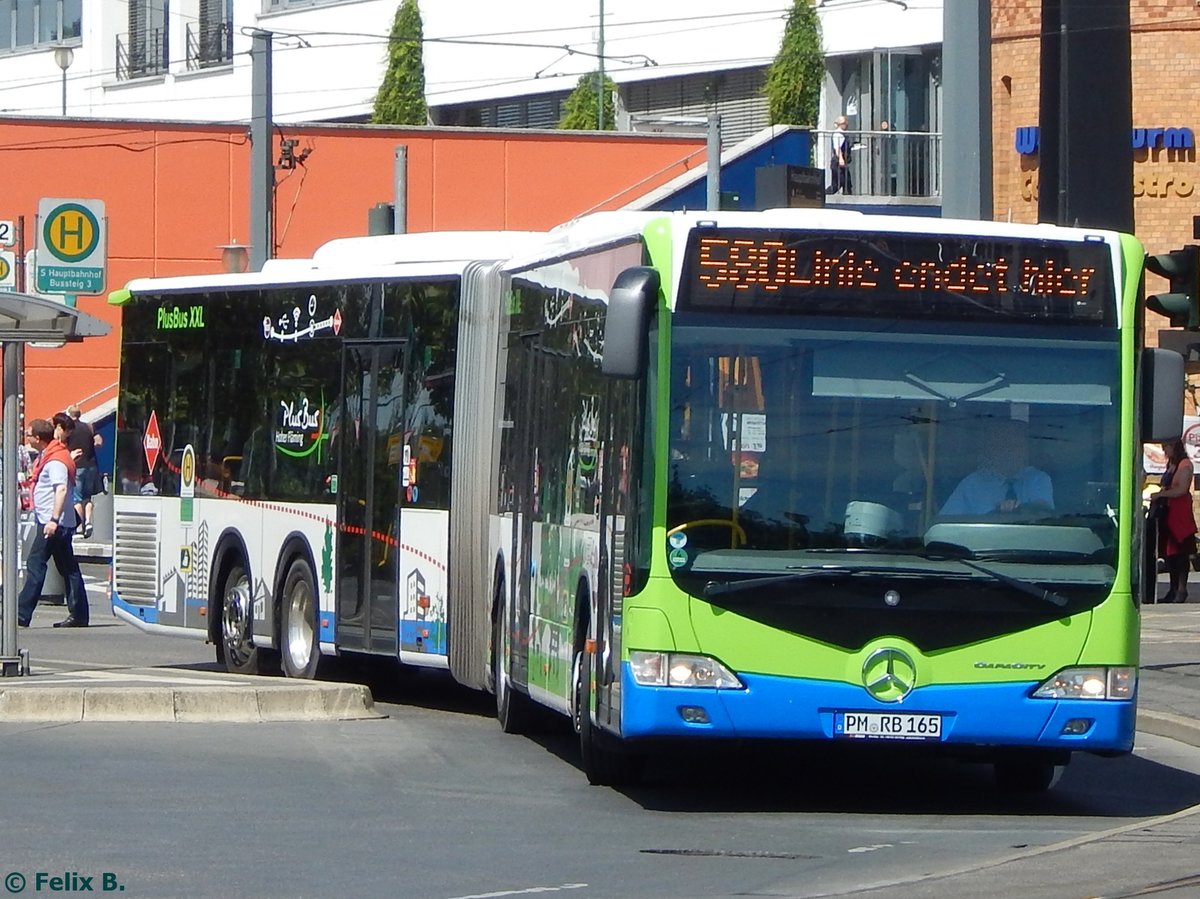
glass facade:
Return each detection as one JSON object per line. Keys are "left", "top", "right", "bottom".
{"left": 0, "top": 0, "right": 80, "bottom": 52}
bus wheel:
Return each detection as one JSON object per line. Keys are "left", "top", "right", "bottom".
{"left": 576, "top": 646, "right": 642, "bottom": 787}
{"left": 993, "top": 759, "right": 1062, "bottom": 793}
{"left": 220, "top": 563, "right": 260, "bottom": 675}
{"left": 281, "top": 558, "right": 320, "bottom": 679}
{"left": 492, "top": 581, "right": 537, "bottom": 734}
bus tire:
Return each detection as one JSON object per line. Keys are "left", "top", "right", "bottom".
{"left": 280, "top": 558, "right": 321, "bottom": 679}
{"left": 219, "top": 562, "right": 261, "bottom": 675}
{"left": 575, "top": 645, "right": 642, "bottom": 787}
{"left": 993, "top": 759, "right": 1062, "bottom": 793}
{"left": 492, "top": 578, "right": 537, "bottom": 734}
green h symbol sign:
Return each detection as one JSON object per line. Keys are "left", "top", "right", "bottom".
{"left": 42, "top": 202, "right": 100, "bottom": 263}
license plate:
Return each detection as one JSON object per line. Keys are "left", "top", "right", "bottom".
{"left": 837, "top": 711, "right": 942, "bottom": 741}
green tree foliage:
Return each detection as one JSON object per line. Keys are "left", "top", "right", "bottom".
{"left": 558, "top": 72, "right": 617, "bottom": 131}
{"left": 372, "top": 0, "right": 429, "bottom": 125}
{"left": 764, "top": 0, "right": 823, "bottom": 126}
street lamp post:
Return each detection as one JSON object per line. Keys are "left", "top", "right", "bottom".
{"left": 53, "top": 45, "right": 73, "bottom": 116}
{"left": 218, "top": 242, "right": 250, "bottom": 274}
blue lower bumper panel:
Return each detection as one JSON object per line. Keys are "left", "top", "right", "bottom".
{"left": 619, "top": 665, "right": 1135, "bottom": 752}
{"left": 112, "top": 591, "right": 158, "bottom": 624}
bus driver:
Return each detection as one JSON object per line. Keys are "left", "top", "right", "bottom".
{"left": 939, "top": 418, "right": 1054, "bottom": 516}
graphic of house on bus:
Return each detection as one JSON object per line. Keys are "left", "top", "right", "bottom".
{"left": 401, "top": 566, "right": 446, "bottom": 654}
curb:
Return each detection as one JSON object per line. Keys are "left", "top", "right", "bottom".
{"left": 0, "top": 682, "right": 384, "bottom": 723}
{"left": 1138, "top": 709, "right": 1200, "bottom": 747}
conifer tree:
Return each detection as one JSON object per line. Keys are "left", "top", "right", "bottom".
{"left": 558, "top": 72, "right": 617, "bottom": 131}
{"left": 764, "top": 0, "right": 823, "bottom": 126}
{"left": 373, "top": 0, "right": 428, "bottom": 125}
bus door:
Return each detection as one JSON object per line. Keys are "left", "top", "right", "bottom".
{"left": 507, "top": 331, "right": 542, "bottom": 691}
{"left": 337, "top": 339, "right": 408, "bottom": 655}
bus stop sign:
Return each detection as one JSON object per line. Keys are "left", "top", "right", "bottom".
{"left": 36, "top": 198, "right": 106, "bottom": 295}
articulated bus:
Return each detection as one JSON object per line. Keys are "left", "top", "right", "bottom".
{"left": 110, "top": 209, "right": 1183, "bottom": 790}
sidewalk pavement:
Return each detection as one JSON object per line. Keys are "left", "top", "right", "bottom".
{"left": 0, "top": 675, "right": 382, "bottom": 723}
{"left": 0, "top": 579, "right": 383, "bottom": 723}
{"left": 1136, "top": 603, "right": 1200, "bottom": 747}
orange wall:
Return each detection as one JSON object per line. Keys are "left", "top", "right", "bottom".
{"left": 0, "top": 118, "right": 704, "bottom": 420}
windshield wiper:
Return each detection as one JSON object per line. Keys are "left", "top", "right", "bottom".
{"left": 951, "top": 559, "right": 1068, "bottom": 608}
{"left": 703, "top": 564, "right": 960, "bottom": 598}
{"left": 959, "top": 549, "right": 1104, "bottom": 564}
{"left": 923, "top": 542, "right": 1069, "bottom": 607}
{"left": 703, "top": 553, "right": 1069, "bottom": 608}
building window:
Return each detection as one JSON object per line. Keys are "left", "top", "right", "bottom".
{"left": 117, "top": 0, "right": 168, "bottom": 79}
{"left": 0, "top": 0, "right": 81, "bottom": 52}
{"left": 266, "top": 0, "right": 347, "bottom": 9}
{"left": 186, "top": 0, "right": 232, "bottom": 69}
{"left": 431, "top": 95, "right": 568, "bottom": 129}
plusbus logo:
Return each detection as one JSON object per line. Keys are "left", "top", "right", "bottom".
{"left": 274, "top": 395, "right": 329, "bottom": 462}
{"left": 1015, "top": 125, "right": 1195, "bottom": 156}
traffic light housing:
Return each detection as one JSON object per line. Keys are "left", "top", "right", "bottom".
{"left": 1146, "top": 245, "right": 1200, "bottom": 329}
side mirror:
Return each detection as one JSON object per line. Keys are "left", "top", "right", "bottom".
{"left": 602, "top": 267, "right": 659, "bottom": 379}
{"left": 1142, "top": 347, "right": 1185, "bottom": 443}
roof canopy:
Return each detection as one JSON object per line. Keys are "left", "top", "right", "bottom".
{"left": 0, "top": 291, "right": 110, "bottom": 344}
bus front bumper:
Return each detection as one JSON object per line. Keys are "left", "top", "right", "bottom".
{"left": 617, "top": 665, "right": 1135, "bottom": 753}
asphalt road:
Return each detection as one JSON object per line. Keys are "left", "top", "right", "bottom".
{"left": 2, "top": 686, "right": 1200, "bottom": 899}
{"left": 3, "top": 564, "right": 1199, "bottom": 898}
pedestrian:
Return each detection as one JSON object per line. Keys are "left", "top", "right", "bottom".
{"left": 17, "top": 417, "right": 88, "bottom": 627}
{"left": 829, "top": 115, "right": 853, "bottom": 195}
{"left": 15, "top": 422, "right": 36, "bottom": 511}
{"left": 1152, "top": 438, "right": 1197, "bottom": 603}
{"left": 65, "top": 403, "right": 102, "bottom": 538}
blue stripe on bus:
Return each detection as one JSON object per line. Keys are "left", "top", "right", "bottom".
{"left": 619, "top": 664, "right": 1135, "bottom": 752}
{"left": 399, "top": 620, "right": 447, "bottom": 655}
{"left": 111, "top": 591, "right": 158, "bottom": 624}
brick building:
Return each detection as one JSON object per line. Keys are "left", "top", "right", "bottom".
{"left": 993, "top": 0, "right": 1200, "bottom": 410}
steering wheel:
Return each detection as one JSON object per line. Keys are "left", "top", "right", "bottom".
{"left": 667, "top": 519, "right": 748, "bottom": 548}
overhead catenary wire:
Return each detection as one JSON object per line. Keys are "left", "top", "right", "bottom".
{"left": 0, "top": 8, "right": 791, "bottom": 117}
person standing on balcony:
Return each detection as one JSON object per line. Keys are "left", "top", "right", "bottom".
{"left": 830, "top": 116, "right": 853, "bottom": 195}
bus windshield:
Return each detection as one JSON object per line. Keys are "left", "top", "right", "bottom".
{"left": 664, "top": 312, "right": 1121, "bottom": 613}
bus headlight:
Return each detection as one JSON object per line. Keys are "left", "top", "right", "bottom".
{"left": 629, "top": 651, "right": 744, "bottom": 689}
{"left": 1031, "top": 667, "right": 1136, "bottom": 700}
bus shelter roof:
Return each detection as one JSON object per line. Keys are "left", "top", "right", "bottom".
{"left": 0, "top": 291, "right": 110, "bottom": 343}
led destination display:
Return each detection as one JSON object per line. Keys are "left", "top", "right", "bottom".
{"left": 680, "top": 229, "right": 1114, "bottom": 323}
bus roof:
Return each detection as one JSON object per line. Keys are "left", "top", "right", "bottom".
{"left": 120, "top": 230, "right": 548, "bottom": 297}
{"left": 117, "top": 210, "right": 1129, "bottom": 300}
{"left": 561, "top": 207, "right": 1126, "bottom": 244}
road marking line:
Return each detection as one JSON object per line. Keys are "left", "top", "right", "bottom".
{"left": 446, "top": 886, "right": 587, "bottom": 899}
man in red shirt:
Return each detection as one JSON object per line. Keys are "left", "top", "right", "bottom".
{"left": 17, "top": 418, "right": 89, "bottom": 627}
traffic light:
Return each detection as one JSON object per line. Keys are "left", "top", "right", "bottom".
{"left": 1146, "top": 245, "right": 1200, "bottom": 329}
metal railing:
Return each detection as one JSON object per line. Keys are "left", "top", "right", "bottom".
{"left": 815, "top": 129, "right": 942, "bottom": 200}
{"left": 185, "top": 21, "right": 233, "bottom": 70}
{"left": 115, "top": 29, "right": 167, "bottom": 81}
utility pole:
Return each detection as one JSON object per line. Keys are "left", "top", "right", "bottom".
{"left": 942, "top": 0, "right": 992, "bottom": 220}
{"left": 1037, "top": 0, "right": 1132, "bottom": 231}
{"left": 597, "top": 0, "right": 605, "bottom": 130}
{"left": 706, "top": 114, "right": 721, "bottom": 211}
{"left": 250, "top": 30, "right": 274, "bottom": 271}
